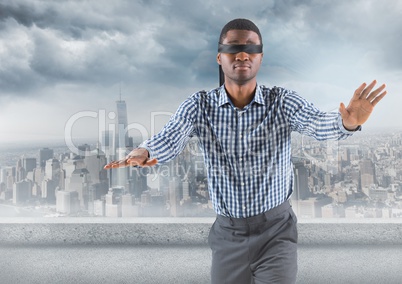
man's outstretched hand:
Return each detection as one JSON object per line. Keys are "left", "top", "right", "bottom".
{"left": 103, "top": 148, "right": 158, "bottom": 169}
{"left": 340, "top": 80, "right": 387, "bottom": 130}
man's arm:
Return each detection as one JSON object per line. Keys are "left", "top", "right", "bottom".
{"left": 280, "top": 80, "right": 387, "bottom": 140}
{"left": 104, "top": 94, "right": 199, "bottom": 169}
{"left": 339, "top": 80, "right": 387, "bottom": 130}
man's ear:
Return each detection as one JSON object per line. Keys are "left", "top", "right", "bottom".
{"left": 216, "top": 53, "right": 221, "bottom": 65}
{"left": 261, "top": 52, "right": 264, "bottom": 63}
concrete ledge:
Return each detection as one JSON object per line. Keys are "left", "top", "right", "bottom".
{"left": 1, "top": 218, "right": 402, "bottom": 246}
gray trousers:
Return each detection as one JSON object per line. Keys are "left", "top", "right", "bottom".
{"left": 208, "top": 201, "right": 298, "bottom": 284}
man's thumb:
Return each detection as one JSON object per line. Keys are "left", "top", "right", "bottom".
{"left": 339, "top": 102, "right": 347, "bottom": 117}
{"left": 144, "top": 158, "right": 158, "bottom": 167}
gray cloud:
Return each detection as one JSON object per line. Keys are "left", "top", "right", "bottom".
{"left": 3, "top": 0, "right": 399, "bottom": 97}
{"left": 0, "top": 0, "right": 400, "bottom": 142}
{"left": 0, "top": 0, "right": 226, "bottom": 97}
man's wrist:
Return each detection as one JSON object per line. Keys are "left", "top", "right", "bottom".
{"left": 138, "top": 142, "right": 153, "bottom": 158}
{"left": 338, "top": 115, "right": 362, "bottom": 133}
{"left": 343, "top": 124, "right": 360, "bottom": 131}
{"left": 128, "top": 147, "right": 149, "bottom": 158}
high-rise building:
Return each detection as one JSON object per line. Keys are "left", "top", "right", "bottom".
{"left": 128, "top": 168, "right": 147, "bottom": 198}
{"left": 45, "top": 159, "right": 60, "bottom": 181}
{"left": 16, "top": 158, "right": 25, "bottom": 182}
{"left": 111, "top": 148, "right": 130, "bottom": 189}
{"left": 182, "top": 180, "right": 190, "bottom": 201}
{"left": 340, "top": 148, "right": 350, "bottom": 166}
{"left": 56, "top": 190, "right": 80, "bottom": 214}
{"left": 6, "top": 173, "right": 14, "bottom": 191}
{"left": 293, "top": 196, "right": 332, "bottom": 218}
{"left": 121, "top": 193, "right": 140, "bottom": 217}
{"left": 169, "top": 177, "right": 179, "bottom": 217}
{"left": 32, "top": 183, "right": 41, "bottom": 197}
{"left": 0, "top": 168, "right": 6, "bottom": 184}
{"left": 105, "top": 188, "right": 122, "bottom": 217}
{"left": 292, "top": 157, "right": 310, "bottom": 200}
{"left": 41, "top": 179, "right": 56, "bottom": 202}
{"left": 39, "top": 148, "right": 54, "bottom": 168}
{"left": 115, "top": 99, "right": 129, "bottom": 149}
{"left": 13, "top": 180, "right": 32, "bottom": 205}
{"left": 93, "top": 198, "right": 106, "bottom": 216}
{"left": 22, "top": 157, "right": 36, "bottom": 173}
{"left": 111, "top": 99, "right": 130, "bottom": 189}
{"left": 83, "top": 145, "right": 108, "bottom": 184}
{"left": 101, "top": 130, "right": 114, "bottom": 157}
{"left": 360, "top": 159, "right": 376, "bottom": 189}
{"left": 33, "top": 167, "right": 45, "bottom": 186}
{"left": 66, "top": 168, "right": 91, "bottom": 209}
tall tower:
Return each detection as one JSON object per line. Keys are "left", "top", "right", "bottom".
{"left": 115, "top": 91, "right": 129, "bottom": 149}
{"left": 113, "top": 90, "right": 129, "bottom": 189}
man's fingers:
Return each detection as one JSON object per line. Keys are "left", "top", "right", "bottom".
{"left": 371, "top": 90, "right": 387, "bottom": 107}
{"left": 114, "top": 160, "right": 129, "bottom": 168}
{"left": 366, "top": 84, "right": 386, "bottom": 102}
{"left": 104, "top": 161, "right": 118, "bottom": 169}
{"left": 353, "top": 82, "right": 366, "bottom": 99}
{"left": 104, "top": 159, "right": 129, "bottom": 169}
{"left": 359, "top": 80, "right": 377, "bottom": 98}
{"left": 104, "top": 156, "right": 158, "bottom": 170}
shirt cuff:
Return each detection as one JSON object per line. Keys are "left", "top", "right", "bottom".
{"left": 138, "top": 142, "right": 153, "bottom": 159}
{"left": 337, "top": 114, "right": 362, "bottom": 134}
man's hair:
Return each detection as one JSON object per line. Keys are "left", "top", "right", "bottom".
{"left": 219, "top": 18, "right": 262, "bottom": 44}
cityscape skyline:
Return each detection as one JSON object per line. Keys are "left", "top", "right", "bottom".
{"left": 1, "top": 121, "right": 402, "bottom": 219}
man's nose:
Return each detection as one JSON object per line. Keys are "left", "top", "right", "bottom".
{"left": 235, "top": 52, "right": 249, "bottom": 61}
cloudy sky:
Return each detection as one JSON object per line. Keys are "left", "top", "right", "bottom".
{"left": 0, "top": 0, "right": 401, "bottom": 147}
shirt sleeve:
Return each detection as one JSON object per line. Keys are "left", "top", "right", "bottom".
{"left": 139, "top": 94, "right": 198, "bottom": 164}
{"left": 280, "top": 88, "right": 360, "bottom": 141}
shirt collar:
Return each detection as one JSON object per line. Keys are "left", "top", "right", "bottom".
{"left": 218, "top": 84, "right": 265, "bottom": 107}
{"left": 218, "top": 85, "right": 230, "bottom": 107}
{"left": 253, "top": 84, "right": 265, "bottom": 106}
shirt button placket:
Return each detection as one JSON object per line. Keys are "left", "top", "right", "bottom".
{"left": 238, "top": 109, "right": 247, "bottom": 217}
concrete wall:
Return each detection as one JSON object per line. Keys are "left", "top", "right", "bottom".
{"left": 1, "top": 218, "right": 401, "bottom": 246}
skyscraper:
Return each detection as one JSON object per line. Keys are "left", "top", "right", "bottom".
{"left": 113, "top": 98, "right": 130, "bottom": 189}
{"left": 39, "top": 148, "right": 54, "bottom": 168}
{"left": 360, "top": 158, "right": 376, "bottom": 189}
{"left": 13, "top": 180, "right": 32, "bottom": 205}
{"left": 101, "top": 130, "right": 114, "bottom": 157}
{"left": 115, "top": 99, "right": 129, "bottom": 149}
{"left": 292, "top": 157, "right": 310, "bottom": 200}
{"left": 22, "top": 157, "right": 36, "bottom": 173}
{"left": 169, "top": 177, "right": 179, "bottom": 217}
{"left": 45, "top": 158, "right": 60, "bottom": 181}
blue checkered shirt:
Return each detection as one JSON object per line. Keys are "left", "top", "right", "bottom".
{"left": 140, "top": 85, "right": 357, "bottom": 218}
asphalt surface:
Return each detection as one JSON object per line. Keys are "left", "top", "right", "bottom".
{"left": 1, "top": 244, "right": 401, "bottom": 284}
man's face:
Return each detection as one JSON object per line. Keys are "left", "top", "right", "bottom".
{"left": 217, "top": 29, "right": 263, "bottom": 86}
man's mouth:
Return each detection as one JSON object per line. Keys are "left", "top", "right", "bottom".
{"left": 234, "top": 64, "right": 251, "bottom": 70}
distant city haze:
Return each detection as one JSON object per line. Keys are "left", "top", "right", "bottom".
{"left": 1, "top": 127, "right": 402, "bottom": 219}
